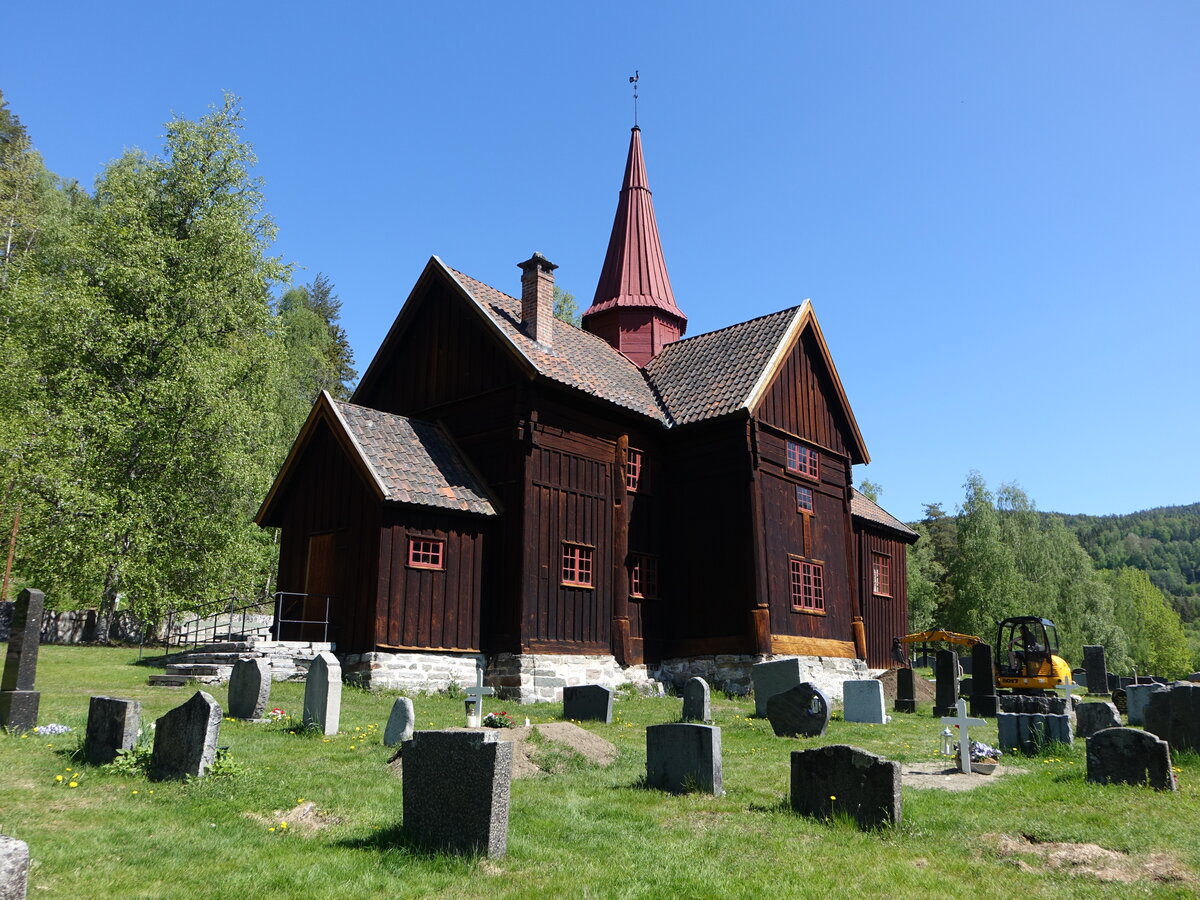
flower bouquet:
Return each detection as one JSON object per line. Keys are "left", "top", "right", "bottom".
{"left": 482, "top": 710, "right": 515, "bottom": 729}
{"left": 956, "top": 739, "right": 1003, "bottom": 775}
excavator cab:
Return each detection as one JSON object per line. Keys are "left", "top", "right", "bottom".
{"left": 995, "top": 616, "right": 1072, "bottom": 692}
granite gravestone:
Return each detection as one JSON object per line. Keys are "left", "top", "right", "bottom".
{"left": 149, "top": 691, "right": 222, "bottom": 781}
{"left": 1143, "top": 682, "right": 1200, "bottom": 753}
{"left": 999, "top": 694, "right": 1068, "bottom": 715}
{"left": 893, "top": 668, "right": 917, "bottom": 714}
{"left": 997, "top": 712, "right": 1072, "bottom": 754}
{"left": 1075, "top": 701, "right": 1121, "bottom": 738}
{"left": 933, "top": 649, "right": 960, "bottom": 717}
{"left": 0, "top": 834, "right": 30, "bottom": 900}
{"left": 646, "top": 723, "right": 723, "bottom": 795}
{"left": 790, "top": 744, "right": 901, "bottom": 828}
{"left": 969, "top": 643, "right": 998, "bottom": 717}
{"left": 303, "top": 651, "right": 342, "bottom": 736}
{"left": 401, "top": 730, "right": 512, "bottom": 858}
{"left": 1125, "top": 684, "right": 1166, "bottom": 727}
{"left": 384, "top": 697, "right": 415, "bottom": 746}
{"left": 842, "top": 680, "right": 889, "bottom": 724}
{"left": 1083, "top": 646, "right": 1110, "bottom": 697}
{"left": 0, "top": 588, "right": 45, "bottom": 733}
{"left": 681, "top": 677, "right": 711, "bottom": 723}
{"left": 751, "top": 658, "right": 804, "bottom": 717}
{"left": 227, "top": 658, "right": 272, "bottom": 720}
{"left": 562, "top": 684, "right": 613, "bottom": 724}
{"left": 84, "top": 696, "right": 140, "bottom": 765}
{"left": 766, "top": 683, "right": 830, "bottom": 738}
{"left": 1086, "top": 727, "right": 1176, "bottom": 791}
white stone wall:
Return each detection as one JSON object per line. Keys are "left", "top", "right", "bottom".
{"left": 340, "top": 650, "right": 486, "bottom": 692}
{"left": 258, "top": 641, "right": 332, "bottom": 682}
{"left": 488, "top": 651, "right": 661, "bottom": 703}
{"left": 655, "top": 653, "right": 869, "bottom": 703}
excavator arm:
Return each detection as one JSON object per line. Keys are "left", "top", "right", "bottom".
{"left": 900, "top": 629, "right": 983, "bottom": 647}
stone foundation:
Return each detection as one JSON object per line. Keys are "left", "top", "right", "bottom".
{"left": 488, "top": 651, "right": 660, "bottom": 703}
{"left": 655, "top": 653, "right": 869, "bottom": 703}
{"left": 341, "top": 650, "right": 486, "bottom": 692}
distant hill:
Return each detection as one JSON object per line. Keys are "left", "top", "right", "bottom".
{"left": 1052, "top": 503, "right": 1200, "bottom": 621}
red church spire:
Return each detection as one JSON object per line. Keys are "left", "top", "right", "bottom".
{"left": 582, "top": 126, "right": 687, "bottom": 367}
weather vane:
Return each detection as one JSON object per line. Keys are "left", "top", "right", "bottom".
{"left": 630, "top": 70, "right": 639, "bottom": 127}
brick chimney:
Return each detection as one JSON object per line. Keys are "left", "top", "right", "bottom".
{"left": 518, "top": 252, "right": 558, "bottom": 346}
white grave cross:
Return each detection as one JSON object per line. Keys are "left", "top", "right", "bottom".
{"left": 465, "top": 667, "right": 494, "bottom": 727}
{"left": 941, "top": 697, "right": 987, "bottom": 774}
{"left": 1055, "top": 681, "right": 1085, "bottom": 705}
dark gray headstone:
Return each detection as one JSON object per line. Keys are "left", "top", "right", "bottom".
{"left": 1075, "top": 701, "right": 1121, "bottom": 738}
{"left": 303, "top": 651, "right": 342, "bottom": 735}
{"left": 969, "top": 643, "right": 998, "bottom": 717}
{"left": 1143, "top": 682, "right": 1200, "bottom": 753}
{"left": 562, "top": 684, "right": 613, "bottom": 724}
{"left": 767, "top": 683, "right": 830, "bottom": 738}
{"left": 646, "top": 723, "right": 723, "bottom": 795}
{"left": 790, "top": 744, "right": 901, "bottom": 828}
{"left": 1187, "top": 672, "right": 1200, "bottom": 683}
{"left": 751, "top": 658, "right": 804, "bottom": 717}
{"left": 84, "top": 696, "right": 140, "bottom": 765}
{"left": 843, "top": 680, "right": 888, "bottom": 724}
{"left": 402, "top": 730, "right": 512, "bottom": 858}
{"left": 933, "top": 649, "right": 959, "bottom": 717}
{"left": 681, "top": 677, "right": 711, "bottom": 723}
{"left": 894, "top": 668, "right": 917, "bottom": 714}
{"left": 0, "top": 834, "right": 29, "bottom": 900}
{"left": 1083, "top": 646, "right": 1109, "bottom": 696}
{"left": 0, "top": 589, "right": 44, "bottom": 733}
{"left": 998, "top": 694, "right": 1067, "bottom": 715}
{"left": 384, "top": 696, "right": 415, "bottom": 746}
{"left": 227, "top": 658, "right": 272, "bottom": 720}
{"left": 997, "top": 712, "right": 1073, "bottom": 754}
{"left": 1086, "top": 727, "right": 1175, "bottom": 791}
{"left": 1125, "top": 684, "right": 1166, "bottom": 727}
{"left": 149, "top": 691, "right": 222, "bottom": 781}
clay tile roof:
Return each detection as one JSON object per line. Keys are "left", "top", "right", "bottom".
{"left": 643, "top": 306, "right": 800, "bottom": 425}
{"left": 333, "top": 400, "right": 497, "bottom": 515}
{"left": 851, "top": 489, "right": 918, "bottom": 539}
{"left": 445, "top": 266, "right": 670, "bottom": 424}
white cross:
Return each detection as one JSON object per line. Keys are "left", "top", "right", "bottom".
{"left": 465, "top": 667, "right": 494, "bottom": 722}
{"left": 1055, "top": 681, "right": 1085, "bottom": 704}
{"left": 941, "top": 698, "right": 987, "bottom": 774}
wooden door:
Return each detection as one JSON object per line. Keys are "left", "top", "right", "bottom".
{"left": 301, "top": 532, "right": 338, "bottom": 641}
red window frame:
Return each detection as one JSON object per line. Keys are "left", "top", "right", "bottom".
{"left": 789, "top": 556, "right": 825, "bottom": 612}
{"left": 630, "top": 553, "right": 658, "bottom": 599}
{"left": 561, "top": 543, "right": 594, "bottom": 588}
{"left": 408, "top": 538, "right": 445, "bottom": 570}
{"left": 626, "top": 447, "right": 645, "bottom": 492}
{"left": 786, "top": 440, "right": 819, "bottom": 479}
{"left": 872, "top": 552, "right": 892, "bottom": 597}
{"left": 795, "top": 484, "right": 814, "bottom": 513}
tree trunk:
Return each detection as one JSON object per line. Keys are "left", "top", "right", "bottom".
{"left": 95, "top": 562, "right": 121, "bottom": 644}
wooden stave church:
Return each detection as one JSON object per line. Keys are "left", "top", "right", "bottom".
{"left": 256, "top": 126, "right": 916, "bottom": 700}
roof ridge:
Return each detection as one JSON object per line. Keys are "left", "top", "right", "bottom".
{"left": 652, "top": 304, "right": 803, "bottom": 353}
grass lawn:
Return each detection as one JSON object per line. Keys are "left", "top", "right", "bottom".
{"left": 2, "top": 645, "right": 1198, "bottom": 899}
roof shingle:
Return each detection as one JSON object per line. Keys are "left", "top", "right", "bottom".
{"left": 851, "top": 489, "right": 917, "bottom": 539}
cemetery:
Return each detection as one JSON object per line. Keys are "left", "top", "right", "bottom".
{"left": 1, "top": 641, "right": 1199, "bottom": 898}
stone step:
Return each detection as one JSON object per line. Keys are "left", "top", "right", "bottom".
{"left": 168, "top": 664, "right": 233, "bottom": 677}
{"left": 188, "top": 641, "right": 256, "bottom": 653}
{"left": 174, "top": 651, "right": 261, "bottom": 665}
{"left": 147, "top": 674, "right": 191, "bottom": 687}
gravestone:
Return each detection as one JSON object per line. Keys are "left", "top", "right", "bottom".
{"left": 843, "top": 680, "right": 889, "bottom": 724}
{"left": 0, "top": 588, "right": 45, "bottom": 733}
{"left": 1075, "top": 701, "right": 1121, "bottom": 738}
{"left": 227, "top": 658, "right": 272, "bottom": 720}
{"left": 402, "top": 730, "right": 512, "bottom": 858}
{"left": 969, "top": 643, "right": 998, "bottom": 717}
{"left": 1083, "top": 645, "right": 1109, "bottom": 697}
{"left": 997, "top": 712, "right": 1072, "bottom": 754}
{"left": 149, "top": 691, "right": 221, "bottom": 781}
{"left": 84, "top": 696, "right": 140, "bottom": 765}
{"left": 303, "top": 651, "right": 342, "bottom": 736}
{"left": 384, "top": 697, "right": 415, "bottom": 746}
{"left": 0, "top": 834, "right": 30, "bottom": 900}
{"left": 766, "top": 682, "right": 830, "bottom": 738}
{"left": 1086, "top": 727, "right": 1175, "bottom": 791}
{"left": 681, "top": 677, "right": 711, "bottom": 723}
{"left": 562, "top": 684, "right": 613, "bottom": 724}
{"left": 999, "top": 694, "right": 1068, "bottom": 715}
{"left": 941, "top": 699, "right": 987, "bottom": 774}
{"left": 790, "top": 744, "right": 901, "bottom": 828}
{"left": 751, "top": 658, "right": 804, "bottom": 717}
{"left": 894, "top": 668, "right": 917, "bottom": 714}
{"left": 1125, "top": 683, "right": 1166, "bottom": 727}
{"left": 1143, "top": 682, "right": 1200, "bottom": 753}
{"left": 933, "top": 649, "right": 959, "bottom": 717}
{"left": 646, "top": 723, "right": 723, "bottom": 795}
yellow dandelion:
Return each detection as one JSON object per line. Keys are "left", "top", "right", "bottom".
{"left": 268, "top": 827, "right": 276, "bottom": 833}
{"left": 830, "top": 795, "right": 837, "bottom": 800}
{"left": 55, "top": 775, "right": 63, "bottom": 782}
{"left": 280, "top": 822, "right": 288, "bottom": 829}
{"left": 297, "top": 798, "right": 305, "bottom": 803}
{"left": 349, "top": 745, "right": 356, "bottom": 750}
{"left": 68, "top": 781, "right": 78, "bottom": 788}
{"left": 132, "top": 790, "right": 139, "bottom": 795}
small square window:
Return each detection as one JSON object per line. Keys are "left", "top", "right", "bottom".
{"left": 789, "top": 557, "right": 825, "bottom": 611}
{"left": 631, "top": 553, "right": 658, "bottom": 599}
{"left": 786, "top": 440, "right": 819, "bottom": 479}
{"left": 872, "top": 553, "right": 892, "bottom": 596}
{"left": 562, "top": 543, "right": 594, "bottom": 587}
{"left": 626, "top": 448, "right": 645, "bottom": 492}
{"left": 408, "top": 538, "right": 444, "bottom": 570}
{"left": 795, "top": 485, "right": 814, "bottom": 513}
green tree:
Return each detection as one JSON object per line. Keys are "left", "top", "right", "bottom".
{"left": 276, "top": 273, "right": 358, "bottom": 434}
{"left": 905, "top": 521, "right": 942, "bottom": 632}
{"left": 1103, "top": 567, "right": 1195, "bottom": 676}
{"left": 553, "top": 285, "right": 580, "bottom": 327}
{"left": 856, "top": 479, "right": 882, "bottom": 503}
{"left": 945, "top": 472, "right": 1022, "bottom": 637}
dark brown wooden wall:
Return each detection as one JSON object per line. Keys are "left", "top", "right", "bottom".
{"left": 275, "top": 421, "right": 381, "bottom": 652}
{"left": 377, "top": 509, "right": 486, "bottom": 652}
{"left": 856, "top": 527, "right": 911, "bottom": 668}
{"left": 757, "top": 328, "right": 854, "bottom": 458}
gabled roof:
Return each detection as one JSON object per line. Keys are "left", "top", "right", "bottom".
{"left": 257, "top": 392, "right": 497, "bottom": 525}
{"left": 851, "top": 489, "right": 918, "bottom": 541}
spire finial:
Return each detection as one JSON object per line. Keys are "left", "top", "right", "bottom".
{"left": 629, "top": 70, "right": 639, "bottom": 128}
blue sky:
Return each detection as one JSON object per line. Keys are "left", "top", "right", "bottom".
{"left": 5, "top": 2, "right": 1198, "bottom": 522}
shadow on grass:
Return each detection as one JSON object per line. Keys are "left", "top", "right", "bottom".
{"left": 335, "top": 822, "right": 490, "bottom": 864}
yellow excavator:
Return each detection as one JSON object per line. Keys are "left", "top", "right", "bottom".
{"left": 900, "top": 616, "right": 1073, "bottom": 694}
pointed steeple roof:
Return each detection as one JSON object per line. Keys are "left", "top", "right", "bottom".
{"left": 583, "top": 127, "right": 687, "bottom": 325}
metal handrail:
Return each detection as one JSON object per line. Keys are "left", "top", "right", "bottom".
{"left": 167, "top": 595, "right": 274, "bottom": 650}
{"left": 273, "top": 592, "right": 333, "bottom": 643}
